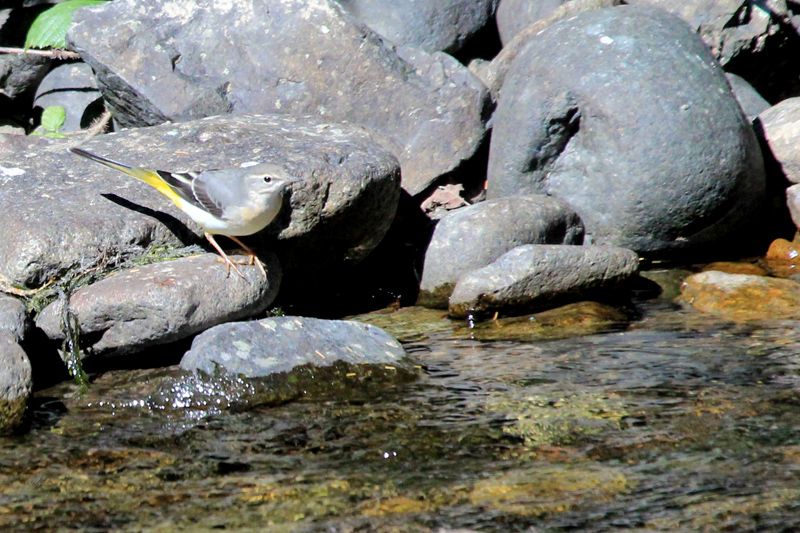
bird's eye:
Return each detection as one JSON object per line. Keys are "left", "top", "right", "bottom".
{"left": 263, "top": 176, "right": 272, "bottom": 183}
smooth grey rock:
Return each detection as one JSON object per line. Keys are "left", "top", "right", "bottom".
{"left": 0, "top": 114, "right": 399, "bottom": 289}
{"left": 488, "top": 0, "right": 625, "bottom": 98}
{"left": 181, "top": 316, "right": 407, "bottom": 377}
{"left": 487, "top": 6, "right": 766, "bottom": 259}
{"left": 67, "top": 0, "right": 490, "bottom": 196}
{"left": 0, "top": 294, "right": 29, "bottom": 344}
{"left": 0, "top": 331, "right": 31, "bottom": 434}
{"left": 35, "top": 252, "right": 280, "bottom": 358}
{"left": 758, "top": 97, "right": 800, "bottom": 184}
{"left": 33, "top": 63, "right": 103, "bottom": 132}
{"left": 495, "top": 0, "right": 564, "bottom": 44}
{"left": 335, "top": 0, "right": 498, "bottom": 53}
{"left": 726, "top": 73, "right": 770, "bottom": 123}
{"left": 449, "top": 244, "right": 640, "bottom": 318}
{"left": 418, "top": 195, "right": 585, "bottom": 308}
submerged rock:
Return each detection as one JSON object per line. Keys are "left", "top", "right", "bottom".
{"left": 680, "top": 271, "right": 800, "bottom": 321}
{"left": 468, "top": 301, "right": 633, "bottom": 342}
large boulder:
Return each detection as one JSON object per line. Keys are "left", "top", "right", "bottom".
{"left": 487, "top": 6, "right": 766, "bottom": 259}
{"left": 0, "top": 114, "right": 399, "bottom": 290}
{"left": 67, "top": 0, "right": 490, "bottom": 195}
{"left": 486, "top": 0, "right": 623, "bottom": 98}
{"left": 335, "top": 0, "right": 498, "bottom": 54}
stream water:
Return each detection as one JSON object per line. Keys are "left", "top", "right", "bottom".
{"left": 3, "top": 294, "right": 800, "bottom": 532}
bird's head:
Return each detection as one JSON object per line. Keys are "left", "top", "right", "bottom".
{"left": 245, "top": 163, "right": 305, "bottom": 199}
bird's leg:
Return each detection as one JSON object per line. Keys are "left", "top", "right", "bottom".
{"left": 205, "top": 233, "right": 246, "bottom": 279}
{"left": 227, "top": 235, "right": 267, "bottom": 278}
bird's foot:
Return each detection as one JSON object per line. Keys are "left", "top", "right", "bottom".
{"left": 216, "top": 255, "right": 247, "bottom": 280}
{"left": 216, "top": 254, "right": 266, "bottom": 278}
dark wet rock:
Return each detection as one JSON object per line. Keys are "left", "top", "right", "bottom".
{"left": 487, "top": 6, "right": 766, "bottom": 259}
{"left": 0, "top": 114, "right": 399, "bottom": 290}
{"left": 0, "top": 294, "right": 29, "bottom": 344}
{"left": 628, "top": 0, "right": 800, "bottom": 102}
{"left": 449, "top": 244, "right": 639, "bottom": 319}
{"left": 487, "top": 0, "right": 623, "bottom": 97}
{"left": 36, "top": 253, "right": 280, "bottom": 358}
{"left": 335, "top": 0, "right": 498, "bottom": 54}
{"left": 0, "top": 331, "right": 31, "bottom": 434}
{"left": 67, "top": 0, "right": 490, "bottom": 196}
{"left": 33, "top": 63, "right": 103, "bottom": 133}
{"left": 758, "top": 97, "right": 800, "bottom": 184}
{"left": 0, "top": 53, "right": 50, "bottom": 100}
{"left": 181, "top": 316, "right": 409, "bottom": 378}
{"left": 418, "top": 196, "right": 584, "bottom": 308}
{"left": 680, "top": 270, "right": 800, "bottom": 321}
{"left": 726, "top": 73, "right": 770, "bottom": 123}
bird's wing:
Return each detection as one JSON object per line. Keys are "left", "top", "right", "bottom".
{"left": 156, "top": 170, "right": 226, "bottom": 220}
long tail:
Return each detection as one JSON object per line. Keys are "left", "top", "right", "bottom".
{"left": 69, "top": 147, "right": 182, "bottom": 204}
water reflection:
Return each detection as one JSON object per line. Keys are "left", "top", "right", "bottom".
{"left": 4, "top": 300, "right": 800, "bottom": 531}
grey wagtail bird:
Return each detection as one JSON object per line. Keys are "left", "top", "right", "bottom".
{"left": 70, "top": 147, "right": 303, "bottom": 279}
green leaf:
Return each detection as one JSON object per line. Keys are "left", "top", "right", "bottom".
{"left": 41, "top": 105, "right": 66, "bottom": 132}
{"left": 25, "top": 0, "right": 108, "bottom": 50}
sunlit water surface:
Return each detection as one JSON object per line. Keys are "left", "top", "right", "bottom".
{"left": 3, "top": 300, "right": 800, "bottom": 532}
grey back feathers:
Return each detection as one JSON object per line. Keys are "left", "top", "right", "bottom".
{"left": 157, "top": 164, "right": 295, "bottom": 221}
{"left": 68, "top": 147, "right": 301, "bottom": 225}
